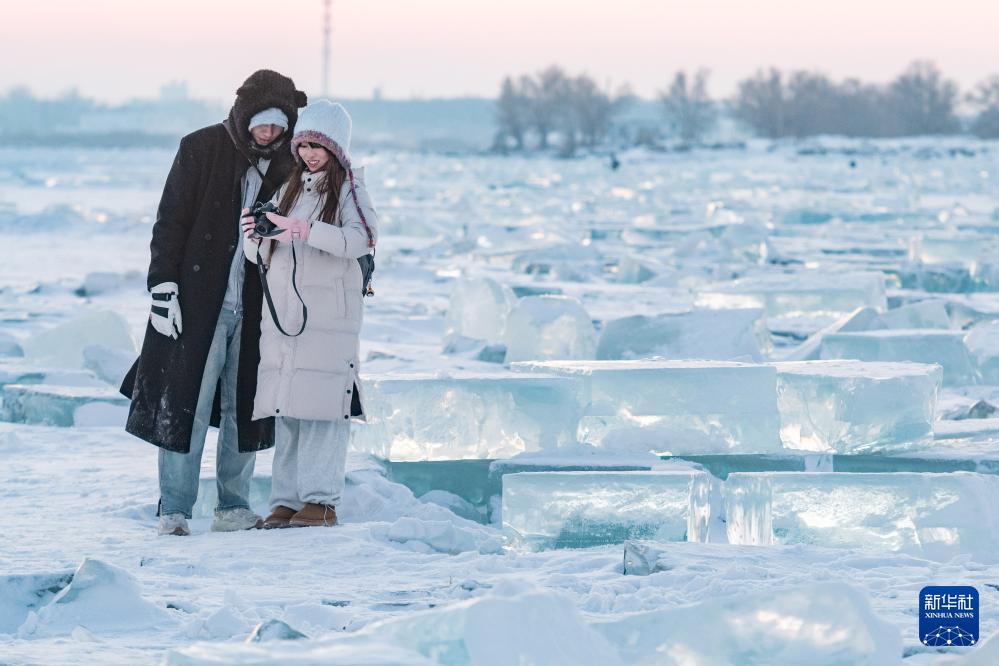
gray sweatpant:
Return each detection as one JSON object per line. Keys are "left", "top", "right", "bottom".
{"left": 270, "top": 417, "right": 350, "bottom": 511}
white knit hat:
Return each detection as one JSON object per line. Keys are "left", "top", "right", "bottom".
{"left": 247, "top": 107, "right": 289, "bottom": 130}
{"left": 290, "top": 100, "right": 353, "bottom": 167}
{"left": 290, "top": 100, "right": 373, "bottom": 248}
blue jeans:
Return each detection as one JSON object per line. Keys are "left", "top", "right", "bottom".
{"left": 158, "top": 309, "right": 256, "bottom": 518}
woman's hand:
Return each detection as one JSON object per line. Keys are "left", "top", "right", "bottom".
{"left": 266, "top": 213, "right": 311, "bottom": 243}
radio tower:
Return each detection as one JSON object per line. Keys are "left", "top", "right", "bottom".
{"left": 321, "top": 0, "right": 332, "bottom": 98}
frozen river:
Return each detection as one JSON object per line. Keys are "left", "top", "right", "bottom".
{"left": 1, "top": 140, "right": 998, "bottom": 664}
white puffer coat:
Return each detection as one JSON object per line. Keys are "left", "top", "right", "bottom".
{"left": 245, "top": 167, "right": 377, "bottom": 422}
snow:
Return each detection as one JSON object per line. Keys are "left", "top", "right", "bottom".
{"left": 20, "top": 558, "right": 174, "bottom": 638}
{"left": 4, "top": 142, "right": 999, "bottom": 663}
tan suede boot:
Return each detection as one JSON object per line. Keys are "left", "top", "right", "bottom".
{"left": 263, "top": 505, "right": 297, "bottom": 530}
{"left": 288, "top": 503, "right": 338, "bottom": 527}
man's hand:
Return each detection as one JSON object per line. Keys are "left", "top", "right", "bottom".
{"left": 240, "top": 207, "right": 256, "bottom": 239}
{"left": 150, "top": 282, "right": 183, "bottom": 339}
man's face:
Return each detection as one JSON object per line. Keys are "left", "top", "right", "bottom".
{"left": 250, "top": 124, "right": 284, "bottom": 147}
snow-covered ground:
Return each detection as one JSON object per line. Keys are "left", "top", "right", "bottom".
{"left": 2, "top": 140, "right": 999, "bottom": 664}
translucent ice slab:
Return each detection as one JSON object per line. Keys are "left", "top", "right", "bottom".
{"left": 909, "top": 232, "right": 998, "bottom": 265}
{"left": 502, "top": 470, "right": 708, "bottom": 550}
{"left": 350, "top": 373, "right": 585, "bottom": 461}
{"left": 820, "top": 329, "right": 979, "bottom": 386}
{"left": 0, "top": 571, "right": 73, "bottom": 633}
{"left": 0, "top": 364, "right": 106, "bottom": 390}
{"left": 964, "top": 320, "right": 999, "bottom": 384}
{"left": 0, "top": 331, "right": 22, "bottom": 357}
{"left": 596, "top": 308, "right": 771, "bottom": 361}
{"left": 443, "top": 277, "right": 516, "bottom": 346}
{"left": 0, "top": 383, "right": 129, "bottom": 427}
{"left": 21, "top": 310, "right": 136, "bottom": 369}
{"left": 594, "top": 579, "right": 901, "bottom": 665}
{"left": 876, "top": 300, "right": 951, "bottom": 329}
{"left": 695, "top": 271, "right": 886, "bottom": 318}
{"left": 725, "top": 471, "right": 999, "bottom": 561}
{"left": 512, "top": 360, "right": 781, "bottom": 455}
{"left": 774, "top": 360, "right": 941, "bottom": 453}
{"left": 502, "top": 295, "right": 597, "bottom": 363}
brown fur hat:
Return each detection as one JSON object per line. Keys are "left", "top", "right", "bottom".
{"left": 227, "top": 70, "right": 307, "bottom": 156}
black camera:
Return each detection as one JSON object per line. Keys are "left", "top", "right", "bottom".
{"left": 249, "top": 201, "right": 283, "bottom": 238}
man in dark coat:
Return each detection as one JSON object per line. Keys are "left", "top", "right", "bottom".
{"left": 120, "top": 70, "right": 307, "bottom": 536}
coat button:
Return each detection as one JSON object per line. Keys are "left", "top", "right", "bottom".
{"left": 349, "top": 363, "right": 354, "bottom": 368}
{"left": 205, "top": 233, "right": 212, "bottom": 241}
{"left": 346, "top": 388, "right": 352, "bottom": 394}
{"left": 344, "top": 415, "right": 349, "bottom": 419}
{"left": 192, "top": 264, "right": 200, "bottom": 272}
{"left": 276, "top": 408, "right": 280, "bottom": 414}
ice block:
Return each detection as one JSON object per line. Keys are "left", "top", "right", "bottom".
{"left": 724, "top": 471, "right": 999, "bottom": 561}
{"left": 512, "top": 360, "right": 782, "bottom": 455}
{"left": 351, "top": 373, "right": 585, "bottom": 461}
{"left": 820, "top": 329, "right": 979, "bottom": 386}
{"left": 502, "top": 470, "right": 709, "bottom": 550}
{"left": 774, "top": 360, "right": 941, "bottom": 453}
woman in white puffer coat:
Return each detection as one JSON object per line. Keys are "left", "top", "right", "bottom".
{"left": 240, "top": 100, "right": 377, "bottom": 528}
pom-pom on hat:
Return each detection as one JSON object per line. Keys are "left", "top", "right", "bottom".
{"left": 290, "top": 100, "right": 353, "bottom": 168}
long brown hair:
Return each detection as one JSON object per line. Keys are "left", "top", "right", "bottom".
{"left": 278, "top": 146, "right": 347, "bottom": 225}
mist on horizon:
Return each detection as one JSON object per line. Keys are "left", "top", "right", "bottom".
{"left": 6, "top": 0, "right": 999, "bottom": 104}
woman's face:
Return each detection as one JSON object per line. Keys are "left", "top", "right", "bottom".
{"left": 298, "top": 143, "right": 331, "bottom": 172}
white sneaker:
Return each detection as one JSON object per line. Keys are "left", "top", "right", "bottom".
{"left": 158, "top": 513, "right": 190, "bottom": 536}
{"left": 212, "top": 507, "right": 263, "bottom": 532}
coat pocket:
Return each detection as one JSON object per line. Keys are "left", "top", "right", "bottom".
{"left": 333, "top": 278, "right": 347, "bottom": 319}
{"left": 346, "top": 359, "right": 365, "bottom": 421}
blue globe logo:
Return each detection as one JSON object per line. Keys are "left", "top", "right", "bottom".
{"left": 923, "top": 626, "right": 977, "bottom": 647}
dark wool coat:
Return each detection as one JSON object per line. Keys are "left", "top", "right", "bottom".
{"left": 120, "top": 70, "right": 307, "bottom": 453}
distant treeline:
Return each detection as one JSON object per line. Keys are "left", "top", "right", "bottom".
{"left": 494, "top": 61, "right": 999, "bottom": 153}
{"left": 0, "top": 87, "right": 496, "bottom": 150}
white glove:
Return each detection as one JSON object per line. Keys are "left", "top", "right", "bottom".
{"left": 150, "top": 282, "right": 183, "bottom": 339}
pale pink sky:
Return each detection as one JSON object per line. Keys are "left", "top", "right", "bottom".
{"left": 8, "top": 0, "right": 998, "bottom": 102}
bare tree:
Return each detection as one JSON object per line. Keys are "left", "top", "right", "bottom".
{"left": 835, "top": 78, "right": 897, "bottom": 137}
{"left": 969, "top": 75, "right": 999, "bottom": 139}
{"left": 888, "top": 61, "right": 960, "bottom": 135}
{"left": 567, "top": 74, "right": 615, "bottom": 148}
{"left": 524, "top": 66, "right": 570, "bottom": 149}
{"left": 495, "top": 76, "right": 528, "bottom": 149}
{"left": 659, "top": 70, "right": 716, "bottom": 142}
{"left": 783, "top": 71, "right": 841, "bottom": 137}
{"left": 732, "top": 69, "right": 786, "bottom": 139}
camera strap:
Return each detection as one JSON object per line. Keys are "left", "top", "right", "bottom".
{"left": 256, "top": 242, "right": 308, "bottom": 337}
